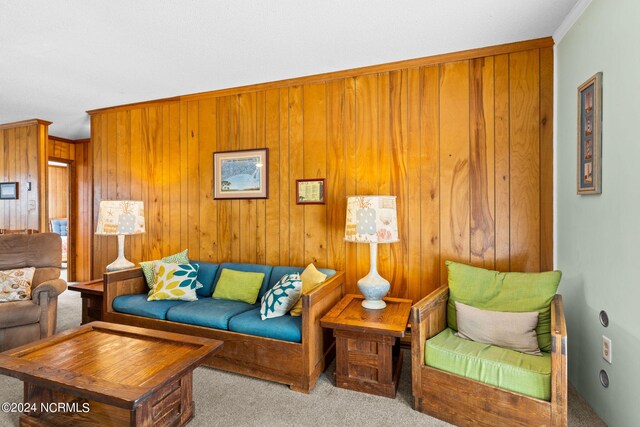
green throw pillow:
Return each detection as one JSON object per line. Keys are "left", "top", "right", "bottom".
{"left": 445, "top": 261, "right": 561, "bottom": 352}
{"left": 212, "top": 268, "right": 264, "bottom": 305}
{"left": 140, "top": 249, "right": 189, "bottom": 288}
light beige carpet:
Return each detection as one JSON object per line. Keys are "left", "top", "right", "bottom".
{"left": 0, "top": 291, "right": 607, "bottom": 426}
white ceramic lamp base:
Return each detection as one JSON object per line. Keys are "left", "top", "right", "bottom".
{"left": 106, "top": 234, "right": 135, "bottom": 272}
{"left": 357, "top": 243, "right": 390, "bottom": 310}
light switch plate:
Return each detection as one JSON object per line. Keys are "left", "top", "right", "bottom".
{"left": 602, "top": 335, "right": 612, "bottom": 364}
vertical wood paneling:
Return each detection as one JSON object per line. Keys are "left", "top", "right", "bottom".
{"left": 469, "top": 57, "right": 496, "bottom": 270}
{"left": 288, "top": 86, "right": 304, "bottom": 267}
{"left": 343, "top": 78, "right": 357, "bottom": 294}
{"left": 326, "top": 80, "right": 346, "bottom": 272}
{"left": 509, "top": 50, "right": 540, "bottom": 272}
{"left": 264, "top": 89, "right": 281, "bottom": 266}
{"left": 389, "top": 70, "right": 409, "bottom": 298}
{"left": 354, "top": 74, "right": 378, "bottom": 282}
{"left": 439, "top": 60, "right": 470, "bottom": 279}
{"left": 407, "top": 68, "right": 422, "bottom": 302}
{"left": 199, "top": 98, "right": 217, "bottom": 263}
{"left": 255, "top": 91, "right": 267, "bottom": 265}
{"left": 303, "top": 83, "right": 327, "bottom": 266}
{"left": 539, "top": 47, "right": 554, "bottom": 272}
{"left": 216, "top": 97, "right": 232, "bottom": 262}
{"left": 278, "top": 88, "right": 290, "bottom": 266}
{"left": 186, "top": 101, "right": 201, "bottom": 260}
{"left": 494, "top": 54, "right": 511, "bottom": 272}
{"left": 420, "top": 66, "right": 441, "bottom": 295}
{"left": 88, "top": 45, "right": 553, "bottom": 301}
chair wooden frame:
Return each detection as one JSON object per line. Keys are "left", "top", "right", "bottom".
{"left": 411, "top": 285, "right": 567, "bottom": 427}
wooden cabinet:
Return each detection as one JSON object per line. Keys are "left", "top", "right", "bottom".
{"left": 320, "top": 294, "right": 412, "bottom": 398}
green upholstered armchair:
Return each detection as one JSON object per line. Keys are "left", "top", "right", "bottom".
{"left": 411, "top": 261, "right": 567, "bottom": 427}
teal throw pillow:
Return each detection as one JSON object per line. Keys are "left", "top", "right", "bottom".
{"left": 261, "top": 273, "right": 302, "bottom": 320}
{"left": 212, "top": 268, "right": 264, "bottom": 305}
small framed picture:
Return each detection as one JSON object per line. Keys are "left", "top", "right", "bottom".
{"left": 577, "top": 72, "right": 602, "bottom": 194}
{"left": 296, "top": 179, "right": 325, "bottom": 204}
{"left": 0, "top": 182, "right": 18, "bottom": 200}
{"left": 213, "top": 149, "right": 268, "bottom": 199}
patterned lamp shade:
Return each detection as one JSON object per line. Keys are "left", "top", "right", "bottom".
{"left": 95, "top": 200, "right": 145, "bottom": 235}
{"left": 344, "top": 196, "right": 399, "bottom": 244}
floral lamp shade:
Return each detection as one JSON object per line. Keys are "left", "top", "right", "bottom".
{"left": 95, "top": 200, "right": 145, "bottom": 235}
{"left": 344, "top": 196, "right": 399, "bottom": 244}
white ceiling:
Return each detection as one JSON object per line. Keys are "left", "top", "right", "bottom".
{"left": 0, "top": 0, "right": 577, "bottom": 139}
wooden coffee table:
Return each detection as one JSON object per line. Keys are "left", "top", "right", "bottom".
{"left": 0, "top": 321, "right": 222, "bottom": 426}
{"left": 320, "top": 294, "right": 412, "bottom": 398}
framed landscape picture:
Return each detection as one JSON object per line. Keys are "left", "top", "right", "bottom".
{"left": 577, "top": 72, "right": 602, "bottom": 194}
{"left": 213, "top": 148, "right": 268, "bottom": 199}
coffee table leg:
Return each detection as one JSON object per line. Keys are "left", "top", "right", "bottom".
{"left": 133, "top": 371, "right": 195, "bottom": 426}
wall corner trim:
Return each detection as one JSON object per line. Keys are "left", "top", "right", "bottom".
{"left": 553, "top": 0, "right": 593, "bottom": 43}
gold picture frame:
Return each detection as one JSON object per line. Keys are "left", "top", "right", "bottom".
{"left": 577, "top": 72, "right": 602, "bottom": 194}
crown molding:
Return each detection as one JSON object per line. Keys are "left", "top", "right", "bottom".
{"left": 553, "top": 0, "right": 593, "bottom": 43}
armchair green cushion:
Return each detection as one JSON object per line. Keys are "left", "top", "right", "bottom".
{"left": 445, "top": 261, "right": 561, "bottom": 352}
{"left": 426, "top": 328, "right": 551, "bottom": 400}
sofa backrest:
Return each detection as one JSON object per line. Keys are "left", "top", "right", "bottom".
{"left": 0, "top": 233, "right": 61, "bottom": 287}
{"left": 212, "top": 263, "right": 273, "bottom": 300}
{"left": 189, "top": 261, "right": 219, "bottom": 297}
{"left": 268, "top": 266, "right": 336, "bottom": 292}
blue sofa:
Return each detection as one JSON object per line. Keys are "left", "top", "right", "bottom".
{"left": 104, "top": 262, "right": 345, "bottom": 392}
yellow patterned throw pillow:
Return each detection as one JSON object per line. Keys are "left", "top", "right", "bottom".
{"left": 289, "top": 264, "right": 327, "bottom": 316}
{"left": 147, "top": 261, "right": 199, "bottom": 301}
{"left": 0, "top": 268, "right": 36, "bottom": 302}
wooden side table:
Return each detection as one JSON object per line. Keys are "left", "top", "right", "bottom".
{"left": 320, "top": 294, "right": 412, "bottom": 398}
{"left": 67, "top": 279, "right": 104, "bottom": 324}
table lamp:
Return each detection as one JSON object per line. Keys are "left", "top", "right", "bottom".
{"left": 344, "top": 195, "right": 399, "bottom": 309}
{"left": 95, "top": 200, "right": 145, "bottom": 271}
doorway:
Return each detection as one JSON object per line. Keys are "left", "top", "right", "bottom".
{"left": 47, "top": 159, "right": 74, "bottom": 281}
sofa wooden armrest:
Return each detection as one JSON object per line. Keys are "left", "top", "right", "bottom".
{"left": 103, "top": 267, "right": 147, "bottom": 315}
{"left": 300, "top": 271, "right": 345, "bottom": 392}
{"left": 551, "top": 294, "right": 568, "bottom": 426}
{"left": 410, "top": 284, "right": 449, "bottom": 408}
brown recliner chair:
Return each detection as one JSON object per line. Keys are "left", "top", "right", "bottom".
{"left": 0, "top": 233, "right": 67, "bottom": 351}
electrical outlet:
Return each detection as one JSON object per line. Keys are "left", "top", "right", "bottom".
{"left": 602, "top": 335, "right": 612, "bottom": 364}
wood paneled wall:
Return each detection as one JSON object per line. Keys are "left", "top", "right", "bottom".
{"left": 48, "top": 136, "right": 93, "bottom": 281}
{"left": 0, "top": 119, "right": 50, "bottom": 232}
{"left": 89, "top": 39, "right": 554, "bottom": 301}
{"left": 47, "top": 165, "right": 68, "bottom": 219}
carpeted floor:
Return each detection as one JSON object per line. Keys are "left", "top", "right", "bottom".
{"left": 0, "top": 291, "right": 607, "bottom": 426}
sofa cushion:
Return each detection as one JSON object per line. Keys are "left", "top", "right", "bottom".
{"left": 446, "top": 261, "right": 561, "bottom": 352}
{"left": 191, "top": 261, "right": 219, "bottom": 297}
{"left": 212, "top": 263, "right": 273, "bottom": 299}
{"left": 228, "top": 308, "right": 302, "bottom": 343}
{"left": 113, "top": 294, "right": 186, "bottom": 320}
{"left": 425, "top": 328, "right": 551, "bottom": 401}
{"left": 166, "top": 298, "right": 255, "bottom": 330}
{"left": 0, "top": 300, "right": 41, "bottom": 328}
